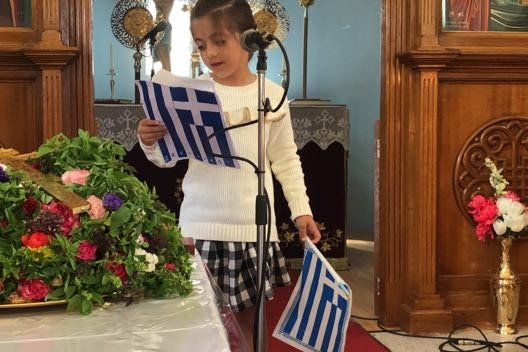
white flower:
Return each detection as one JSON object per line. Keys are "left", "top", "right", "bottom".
{"left": 493, "top": 219, "right": 507, "bottom": 236}
{"left": 496, "top": 198, "right": 524, "bottom": 217}
{"left": 136, "top": 234, "right": 146, "bottom": 246}
{"left": 0, "top": 163, "right": 6, "bottom": 171}
{"left": 134, "top": 248, "right": 147, "bottom": 257}
{"left": 134, "top": 248, "right": 158, "bottom": 272}
{"left": 504, "top": 214, "right": 526, "bottom": 232}
{"left": 485, "top": 158, "right": 509, "bottom": 196}
{"left": 144, "top": 253, "right": 159, "bottom": 272}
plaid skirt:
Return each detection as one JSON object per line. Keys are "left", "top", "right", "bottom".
{"left": 195, "top": 240, "right": 291, "bottom": 312}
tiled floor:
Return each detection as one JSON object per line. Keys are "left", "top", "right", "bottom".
{"left": 343, "top": 236, "right": 528, "bottom": 352}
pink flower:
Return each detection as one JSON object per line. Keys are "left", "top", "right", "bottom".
{"left": 468, "top": 195, "right": 498, "bottom": 241}
{"left": 18, "top": 279, "right": 49, "bottom": 301}
{"left": 87, "top": 195, "right": 106, "bottom": 219}
{"left": 475, "top": 222, "right": 493, "bottom": 241}
{"left": 468, "top": 195, "right": 497, "bottom": 224}
{"left": 0, "top": 279, "right": 4, "bottom": 292}
{"left": 61, "top": 169, "right": 90, "bottom": 185}
{"left": 504, "top": 191, "right": 520, "bottom": 202}
{"left": 76, "top": 241, "right": 97, "bottom": 261}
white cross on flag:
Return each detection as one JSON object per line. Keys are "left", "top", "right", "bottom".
{"left": 135, "top": 71, "right": 240, "bottom": 168}
{"left": 273, "top": 238, "right": 352, "bottom": 352}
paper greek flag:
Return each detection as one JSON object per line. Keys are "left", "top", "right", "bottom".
{"left": 273, "top": 238, "right": 352, "bottom": 352}
{"left": 135, "top": 73, "right": 240, "bottom": 168}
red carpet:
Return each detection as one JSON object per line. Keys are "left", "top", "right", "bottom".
{"left": 267, "top": 271, "right": 390, "bottom": 352}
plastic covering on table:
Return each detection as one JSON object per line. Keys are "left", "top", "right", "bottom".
{"left": 0, "top": 254, "right": 231, "bottom": 352}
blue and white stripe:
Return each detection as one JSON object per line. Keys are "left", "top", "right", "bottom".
{"left": 136, "top": 80, "right": 239, "bottom": 168}
{"left": 273, "top": 238, "right": 352, "bottom": 352}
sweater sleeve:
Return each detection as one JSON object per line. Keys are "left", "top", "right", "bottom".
{"left": 266, "top": 90, "right": 313, "bottom": 221}
{"left": 138, "top": 137, "right": 179, "bottom": 168}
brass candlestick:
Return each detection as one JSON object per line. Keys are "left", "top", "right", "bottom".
{"left": 108, "top": 68, "right": 117, "bottom": 100}
{"left": 299, "top": 0, "right": 314, "bottom": 100}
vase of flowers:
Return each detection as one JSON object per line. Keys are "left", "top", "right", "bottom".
{"left": 467, "top": 158, "right": 525, "bottom": 335}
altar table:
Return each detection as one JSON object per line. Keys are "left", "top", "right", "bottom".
{"left": 0, "top": 254, "right": 231, "bottom": 352}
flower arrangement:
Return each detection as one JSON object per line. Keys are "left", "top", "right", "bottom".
{"left": 0, "top": 131, "right": 193, "bottom": 314}
{"left": 467, "top": 158, "right": 528, "bottom": 241}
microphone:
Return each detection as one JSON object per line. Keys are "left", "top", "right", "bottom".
{"left": 137, "top": 20, "right": 168, "bottom": 45}
{"left": 240, "top": 29, "right": 273, "bottom": 52}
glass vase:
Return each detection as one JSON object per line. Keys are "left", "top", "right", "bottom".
{"left": 490, "top": 236, "right": 521, "bottom": 335}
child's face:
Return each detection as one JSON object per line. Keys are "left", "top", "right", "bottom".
{"left": 191, "top": 16, "right": 252, "bottom": 86}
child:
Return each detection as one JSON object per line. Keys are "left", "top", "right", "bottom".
{"left": 137, "top": 0, "right": 321, "bottom": 350}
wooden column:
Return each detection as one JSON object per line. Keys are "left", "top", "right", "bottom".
{"left": 397, "top": 51, "right": 459, "bottom": 332}
{"left": 381, "top": 0, "right": 528, "bottom": 333}
{"left": 25, "top": 50, "right": 76, "bottom": 139}
{"left": 0, "top": 0, "right": 93, "bottom": 153}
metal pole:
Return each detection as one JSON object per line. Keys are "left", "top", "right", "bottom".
{"left": 302, "top": 6, "right": 308, "bottom": 99}
{"left": 255, "top": 49, "right": 268, "bottom": 352}
{"left": 133, "top": 48, "right": 142, "bottom": 104}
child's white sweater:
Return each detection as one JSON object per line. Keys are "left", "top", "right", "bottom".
{"left": 140, "top": 75, "right": 312, "bottom": 242}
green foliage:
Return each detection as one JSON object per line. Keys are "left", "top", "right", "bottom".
{"left": 0, "top": 130, "right": 193, "bottom": 313}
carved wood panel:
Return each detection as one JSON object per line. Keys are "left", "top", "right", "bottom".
{"left": 454, "top": 117, "right": 528, "bottom": 225}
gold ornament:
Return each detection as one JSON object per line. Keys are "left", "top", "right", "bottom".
{"left": 254, "top": 9, "right": 278, "bottom": 35}
{"left": 299, "top": 0, "right": 314, "bottom": 8}
{"left": 123, "top": 7, "right": 154, "bottom": 39}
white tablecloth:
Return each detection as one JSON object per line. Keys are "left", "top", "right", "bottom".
{"left": 0, "top": 254, "right": 231, "bottom": 352}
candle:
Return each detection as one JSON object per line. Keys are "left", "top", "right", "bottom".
{"left": 109, "top": 43, "right": 114, "bottom": 71}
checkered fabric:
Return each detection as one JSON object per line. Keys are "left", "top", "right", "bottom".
{"left": 195, "top": 240, "right": 291, "bottom": 312}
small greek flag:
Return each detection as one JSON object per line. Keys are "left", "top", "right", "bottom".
{"left": 273, "top": 238, "right": 352, "bottom": 352}
{"left": 136, "top": 77, "right": 240, "bottom": 168}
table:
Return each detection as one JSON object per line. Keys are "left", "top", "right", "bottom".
{"left": 0, "top": 254, "right": 231, "bottom": 352}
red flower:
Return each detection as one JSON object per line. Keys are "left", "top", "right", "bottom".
{"left": 0, "top": 219, "right": 7, "bottom": 228}
{"left": 468, "top": 195, "right": 499, "bottom": 241}
{"left": 105, "top": 262, "right": 128, "bottom": 282}
{"left": 18, "top": 278, "right": 49, "bottom": 301}
{"left": 21, "top": 232, "right": 50, "bottom": 249}
{"left": 41, "top": 201, "right": 80, "bottom": 235}
{"left": 76, "top": 241, "right": 97, "bottom": 261}
{"left": 22, "top": 196, "right": 39, "bottom": 216}
{"left": 164, "top": 263, "right": 176, "bottom": 270}
{"left": 0, "top": 279, "right": 4, "bottom": 292}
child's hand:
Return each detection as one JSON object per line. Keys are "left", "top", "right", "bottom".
{"left": 295, "top": 215, "right": 321, "bottom": 244}
{"left": 138, "top": 119, "right": 167, "bottom": 146}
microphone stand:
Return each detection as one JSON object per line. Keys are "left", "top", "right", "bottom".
{"left": 133, "top": 45, "right": 142, "bottom": 104}
{"left": 255, "top": 47, "right": 268, "bottom": 352}
{"left": 148, "top": 35, "right": 158, "bottom": 80}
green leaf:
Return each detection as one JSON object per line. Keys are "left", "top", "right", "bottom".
{"left": 47, "top": 287, "right": 65, "bottom": 300}
{"left": 66, "top": 294, "right": 82, "bottom": 312}
{"left": 110, "top": 206, "right": 132, "bottom": 233}
{"left": 65, "top": 285, "right": 76, "bottom": 299}
{"left": 80, "top": 297, "right": 93, "bottom": 315}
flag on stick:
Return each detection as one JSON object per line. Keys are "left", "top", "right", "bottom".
{"left": 273, "top": 238, "right": 352, "bottom": 352}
